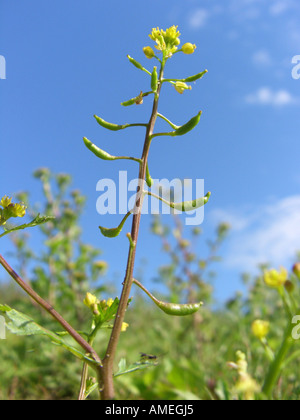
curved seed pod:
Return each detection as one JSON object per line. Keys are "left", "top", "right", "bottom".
{"left": 183, "top": 69, "right": 208, "bottom": 83}
{"left": 146, "top": 191, "right": 211, "bottom": 212}
{"left": 99, "top": 211, "right": 132, "bottom": 238}
{"left": 174, "top": 111, "right": 202, "bottom": 136}
{"left": 133, "top": 279, "right": 203, "bottom": 316}
{"left": 146, "top": 164, "right": 153, "bottom": 188}
{"left": 151, "top": 66, "right": 158, "bottom": 92}
{"left": 83, "top": 138, "right": 142, "bottom": 163}
{"left": 127, "top": 55, "right": 151, "bottom": 75}
{"left": 121, "top": 91, "right": 153, "bottom": 107}
{"left": 94, "top": 115, "right": 130, "bottom": 131}
{"left": 172, "top": 191, "right": 211, "bottom": 212}
{"left": 121, "top": 97, "right": 136, "bottom": 107}
{"left": 83, "top": 137, "right": 115, "bottom": 160}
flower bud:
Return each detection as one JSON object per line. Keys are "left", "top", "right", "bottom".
{"left": 182, "top": 43, "right": 197, "bottom": 54}
{"left": 251, "top": 320, "right": 270, "bottom": 340}
{"left": 292, "top": 263, "right": 300, "bottom": 278}
{"left": 174, "top": 81, "right": 192, "bottom": 94}
{"left": 143, "top": 46, "right": 155, "bottom": 59}
{"left": 83, "top": 292, "right": 98, "bottom": 309}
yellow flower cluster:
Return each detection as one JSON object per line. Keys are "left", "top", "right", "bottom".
{"left": 143, "top": 26, "right": 197, "bottom": 59}
{"left": 0, "top": 195, "right": 27, "bottom": 226}
{"left": 83, "top": 293, "right": 129, "bottom": 331}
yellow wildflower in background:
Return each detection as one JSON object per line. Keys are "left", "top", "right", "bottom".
{"left": 251, "top": 320, "right": 270, "bottom": 340}
{"left": 228, "top": 351, "right": 260, "bottom": 400}
{"left": 263, "top": 267, "right": 288, "bottom": 288}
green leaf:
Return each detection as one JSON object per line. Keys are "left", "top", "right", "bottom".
{"left": 114, "top": 357, "right": 157, "bottom": 378}
{"left": 0, "top": 305, "right": 96, "bottom": 365}
{"left": 0, "top": 214, "right": 55, "bottom": 239}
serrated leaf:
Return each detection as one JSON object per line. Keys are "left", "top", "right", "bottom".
{"left": 114, "top": 357, "right": 157, "bottom": 378}
{"left": 0, "top": 214, "right": 55, "bottom": 239}
{"left": 0, "top": 304, "right": 96, "bottom": 365}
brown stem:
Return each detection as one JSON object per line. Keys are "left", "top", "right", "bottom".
{"left": 0, "top": 254, "right": 102, "bottom": 370}
{"left": 100, "top": 65, "right": 165, "bottom": 400}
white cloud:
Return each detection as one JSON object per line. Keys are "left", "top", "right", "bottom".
{"left": 188, "top": 9, "right": 209, "bottom": 29}
{"left": 252, "top": 50, "right": 272, "bottom": 67}
{"left": 245, "top": 87, "right": 298, "bottom": 106}
{"left": 269, "top": 0, "right": 294, "bottom": 16}
{"left": 210, "top": 195, "right": 300, "bottom": 272}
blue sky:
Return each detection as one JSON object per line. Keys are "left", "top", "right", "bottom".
{"left": 1, "top": 0, "right": 300, "bottom": 303}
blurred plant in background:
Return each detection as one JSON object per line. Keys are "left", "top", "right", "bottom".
{"left": 1, "top": 170, "right": 300, "bottom": 400}
{"left": 0, "top": 169, "right": 109, "bottom": 399}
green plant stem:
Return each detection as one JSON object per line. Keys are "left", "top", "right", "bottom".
{"left": 0, "top": 253, "right": 103, "bottom": 377}
{"left": 262, "top": 319, "right": 294, "bottom": 399}
{"left": 100, "top": 60, "right": 166, "bottom": 400}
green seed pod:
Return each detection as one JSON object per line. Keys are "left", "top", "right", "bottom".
{"left": 133, "top": 279, "right": 202, "bottom": 316}
{"left": 151, "top": 66, "right": 158, "bottom": 92}
{"left": 172, "top": 191, "right": 211, "bottom": 212}
{"left": 156, "top": 300, "right": 203, "bottom": 316}
{"left": 121, "top": 97, "right": 136, "bottom": 107}
{"left": 173, "top": 111, "right": 202, "bottom": 136}
{"left": 83, "top": 137, "right": 115, "bottom": 160}
{"left": 94, "top": 115, "right": 129, "bottom": 131}
{"left": 127, "top": 55, "right": 151, "bottom": 75}
{"left": 184, "top": 69, "right": 208, "bottom": 83}
{"left": 147, "top": 191, "right": 211, "bottom": 212}
{"left": 99, "top": 211, "right": 132, "bottom": 238}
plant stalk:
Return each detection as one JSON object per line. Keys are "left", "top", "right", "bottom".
{"left": 100, "top": 61, "right": 165, "bottom": 400}
{"left": 262, "top": 319, "right": 294, "bottom": 398}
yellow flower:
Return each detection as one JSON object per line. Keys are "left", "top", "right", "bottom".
{"left": 9, "top": 203, "right": 27, "bottom": 218}
{"left": 106, "top": 298, "right": 114, "bottom": 307}
{"left": 121, "top": 322, "right": 129, "bottom": 332}
{"left": 263, "top": 267, "right": 288, "bottom": 288}
{"left": 251, "top": 320, "right": 270, "bottom": 340}
{"left": 174, "top": 81, "right": 192, "bottom": 94}
{"left": 149, "top": 26, "right": 181, "bottom": 58}
{"left": 0, "top": 196, "right": 12, "bottom": 208}
{"left": 93, "top": 260, "right": 108, "bottom": 272}
{"left": 143, "top": 46, "right": 155, "bottom": 59}
{"left": 83, "top": 292, "right": 98, "bottom": 309}
{"left": 182, "top": 43, "right": 197, "bottom": 54}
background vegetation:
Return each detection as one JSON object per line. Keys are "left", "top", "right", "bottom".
{"left": 0, "top": 170, "right": 299, "bottom": 400}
